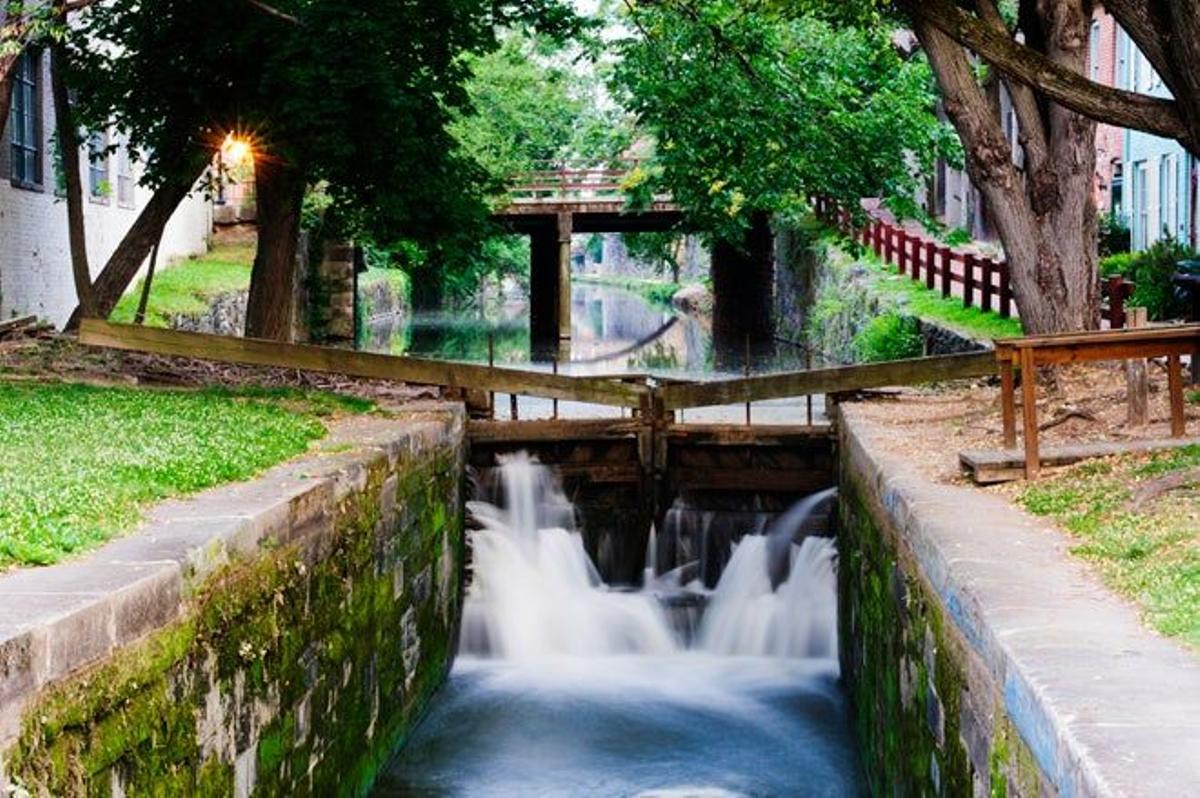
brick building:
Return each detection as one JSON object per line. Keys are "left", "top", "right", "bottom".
{"left": 2, "top": 49, "right": 212, "bottom": 326}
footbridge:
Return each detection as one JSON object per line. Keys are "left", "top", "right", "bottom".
{"left": 491, "top": 162, "right": 775, "bottom": 363}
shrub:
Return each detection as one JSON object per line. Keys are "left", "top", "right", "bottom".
{"left": 1128, "top": 240, "right": 1195, "bottom": 321}
{"left": 1100, "top": 252, "right": 1136, "bottom": 277}
{"left": 853, "top": 312, "right": 924, "bottom": 363}
{"left": 1098, "top": 211, "right": 1131, "bottom": 257}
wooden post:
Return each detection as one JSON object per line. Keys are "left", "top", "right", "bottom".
{"left": 1107, "top": 276, "right": 1128, "bottom": 329}
{"left": 940, "top": 248, "right": 953, "bottom": 298}
{"left": 884, "top": 224, "right": 895, "bottom": 265}
{"left": 744, "top": 334, "right": 752, "bottom": 426}
{"left": 1168, "top": 353, "right": 1186, "bottom": 437}
{"left": 488, "top": 333, "right": 495, "bottom": 420}
{"left": 925, "top": 242, "right": 937, "bottom": 290}
{"left": 981, "top": 258, "right": 994, "bottom": 313}
{"left": 557, "top": 212, "right": 573, "bottom": 350}
{"left": 1125, "top": 307, "right": 1149, "bottom": 427}
{"left": 910, "top": 237, "right": 922, "bottom": 282}
{"left": 1019, "top": 346, "right": 1040, "bottom": 479}
{"left": 873, "top": 222, "right": 883, "bottom": 257}
{"left": 510, "top": 392, "right": 519, "bottom": 421}
{"left": 1000, "top": 355, "right": 1017, "bottom": 448}
{"left": 805, "top": 348, "right": 813, "bottom": 426}
{"left": 552, "top": 357, "right": 559, "bottom": 420}
{"left": 999, "top": 262, "right": 1013, "bottom": 319}
{"left": 963, "top": 253, "right": 976, "bottom": 309}
{"left": 897, "top": 230, "right": 908, "bottom": 275}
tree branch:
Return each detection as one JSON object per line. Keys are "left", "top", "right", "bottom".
{"left": 904, "top": 0, "right": 1190, "bottom": 148}
{"left": 243, "top": 0, "right": 300, "bottom": 25}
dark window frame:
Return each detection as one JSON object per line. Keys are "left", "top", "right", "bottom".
{"left": 87, "top": 129, "right": 110, "bottom": 203}
{"left": 9, "top": 50, "right": 43, "bottom": 190}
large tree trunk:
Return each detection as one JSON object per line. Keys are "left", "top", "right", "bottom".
{"left": 914, "top": 1, "right": 1098, "bottom": 334}
{"left": 49, "top": 35, "right": 96, "bottom": 319}
{"left": 245, "top": 156, "right": 306, "bottom": 341}
{"left": 64, "top": 174, "right": 197, "bottom": 330}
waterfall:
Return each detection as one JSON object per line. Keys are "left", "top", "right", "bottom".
{"left": 461, "top": 452, "right": 838, "bottom": 662}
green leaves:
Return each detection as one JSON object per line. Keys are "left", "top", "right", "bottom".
{"left": 613, "top": 1, "right": 955, "bottom": 239}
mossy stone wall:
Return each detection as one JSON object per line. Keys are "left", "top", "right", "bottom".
{"left": 838, "top": 464, "right": 1048, "bottom": 797}
{"left": 2, "top": 421, "right": 464, "bottom": 797}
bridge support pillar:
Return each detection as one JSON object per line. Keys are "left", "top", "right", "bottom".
{"left": 528, "top": 213, "right": 573, "bottom": 362}
{"left": 712, "top": 211, "right": 776, "bottom": 369}
{"left": 557, "top": 212, "right": 573, "bottom": 360}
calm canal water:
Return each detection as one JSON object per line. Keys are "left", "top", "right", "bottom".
{"left": 358, "top": 282, "right": 804, "bottom": 380}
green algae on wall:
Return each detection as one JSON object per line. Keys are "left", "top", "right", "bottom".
{"left": 838, "top": 470, "right": 1047, "bottom": 797}
{"left": 4, "top": 441, "right": 463, "bottom": 797}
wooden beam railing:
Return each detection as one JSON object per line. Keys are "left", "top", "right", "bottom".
{"left": 659, "top": 351, "right": 998, "bottom": 410}
{"left": 79, "top": 320, "right": 648, "bottom": 408}
{"left": 80, "top": 320, "right": 1000, "bottom": 416}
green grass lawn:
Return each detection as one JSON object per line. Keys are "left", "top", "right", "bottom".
{"left": 1019, "top": 446, "right": 1200, "bottom": 647}
{"left": 862, "top": 253, "right": 1025, "bottom": 341}
{"left": 0, "top": 381, "right": 371, "bottom": 570}
{"left": 109, "top": 244, "right": 254, "bottom": 327}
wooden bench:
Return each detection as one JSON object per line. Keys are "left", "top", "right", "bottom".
{"left": 995, "top": 325, "right": 1200, "bottom": 479}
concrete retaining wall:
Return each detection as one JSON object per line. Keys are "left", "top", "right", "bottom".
{"left": 0, "top": 407, "right": 466, "bottom": 796}
{"left": 838, "top": 404, "right": 1200, "bottom": 796}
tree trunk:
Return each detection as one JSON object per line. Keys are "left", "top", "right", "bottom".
{"left": 133, "top": 233, "right": 162, "bottom": 325}
{"left": 64, "top": 174, "right": 197, "bottom": 330}
{"left": 914, "top": 2, "right": 1098, "bottom": 334}
{"left": 245, "top": 155, "right": 306, "bottom": 341}
{"left": 49, "top": 36, "right": 97, "bottom": 319}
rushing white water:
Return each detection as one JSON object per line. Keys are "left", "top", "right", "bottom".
{"left": 459, "top": 452, "right": 838, "bottom": 661}
{"left": 379, "top": 454, "right": 863, "bottom": 797}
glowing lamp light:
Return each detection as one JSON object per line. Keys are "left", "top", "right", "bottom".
{"left": 220, "top": 134, "right": 252, "bottom": 167}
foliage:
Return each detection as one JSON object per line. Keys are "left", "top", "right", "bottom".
{"left": 1020, "top": 447, "right": 1200, "bottom": 647}
{"left": 0, "top": 381, "right": 369, "bottom": 569}
{"left": 1098, "top": 210, "right": 1131, "bottom": 258}
{"left": 942, "top": 227, "right": 973, "bottom": 247}
{"left": 852, "top": 312, "right": 923, "bottom": 363}
{"left": 575, "top": 274, "right": 685, "bottom": 309}
{"left": 622, "top": 232, "right": 683, "bottom": 279}
{"left": 1101, "top": 240, "right": 1197, "bottom": 321}
{"left": 109, "top": 245, "right": 254, "bottom": 327}
{"left": 612, "top": 2, "right": 957, "bottom": 240}
{"left": 66, "top": 0, "right": 582, "bottom": 296}
{"left": 1099, "top": 252, "right": 1137, "bottom": 278}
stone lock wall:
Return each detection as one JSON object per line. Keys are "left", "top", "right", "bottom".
{"left": 0, "top": 409, "right": 465, "bottom": 797}
{"left": 838, "top": 404, "right": 1200, "bottom": 797}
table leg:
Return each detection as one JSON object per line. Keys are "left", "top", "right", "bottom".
{"left": 1020, "top": 347, "right": 1040, "bottom": 479}
{"left": 1168, "top": 353, "right": 1186, "bottom": 437}
{"left": 1000, "top": 358, "right": 1016, "bottom": 449}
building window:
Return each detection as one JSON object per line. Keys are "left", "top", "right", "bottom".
{"left": 1160, "top": 154, "right": 1178, "bottom": 239}
{"left": 1133, "top": 161, "right": 1149, "bottom": 250}
{"left": 9, "top": 51, "right": 42, "bottom": 187}
{"left": 116, "top": 137, "right": 135, "bottom": 208}
{"left": 1089, "top": 22, "right": 1101, "bottom": 82}
{"left": 87, "top": 130, "right": 110, "bottom": 200}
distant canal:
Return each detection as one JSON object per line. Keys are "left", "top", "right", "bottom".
{"left": 358, "top": 281, "right": 803, "bottom": 380}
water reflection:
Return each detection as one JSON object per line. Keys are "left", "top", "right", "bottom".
{"left": 359, "top": 283, "right": 796, "bottom": 379}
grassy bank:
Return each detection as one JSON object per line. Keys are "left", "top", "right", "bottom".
{"left": 0, "top": 381, "right": 371, "bottom": 570}
{"left": 1019, "top": 446, "right": 1200, "bottom": 647}
{"left": 110, "top": 244, "right": 254, "bottom": 327}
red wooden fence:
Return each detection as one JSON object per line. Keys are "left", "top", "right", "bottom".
{"left": 812, "top": 198, "right": 1133, "bottom": 330}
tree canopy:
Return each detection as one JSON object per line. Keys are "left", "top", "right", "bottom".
{"left": 612, "top": 0, "right": 957, "bottom": 240}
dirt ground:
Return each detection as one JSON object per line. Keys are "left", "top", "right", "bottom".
{"left": 0, "top": 330, "right": 441, "bottom": 406}
{"left": 845, "top": 359, "right": 1200, "bottom": 489}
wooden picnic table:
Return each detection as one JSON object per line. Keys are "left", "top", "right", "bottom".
{"left": 995, "top": 325, "right": 1200, "bottom": 479}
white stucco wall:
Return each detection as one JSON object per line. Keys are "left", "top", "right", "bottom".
{"left": 0, "top": 51, "right": 212, "bottom": 327}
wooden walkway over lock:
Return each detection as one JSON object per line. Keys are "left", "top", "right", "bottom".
{"left": 79, "top": 319, "right": 998, "bottom": 583}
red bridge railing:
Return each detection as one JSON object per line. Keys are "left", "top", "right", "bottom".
{"left": 813, "top": 197, "right": 1133, "bottom": 330}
